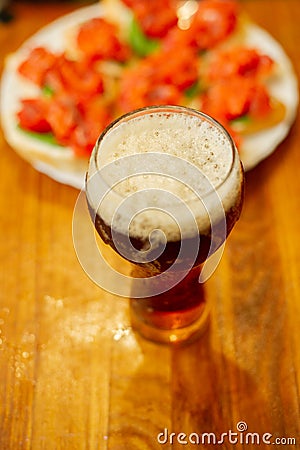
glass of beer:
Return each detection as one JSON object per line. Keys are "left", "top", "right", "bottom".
{"left": 85, "top": 105, "right": 244, "bottom": 344}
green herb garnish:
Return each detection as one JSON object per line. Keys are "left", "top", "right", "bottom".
{"left": 231, "top": 115, "right": 250, "bottom": 124}
{"left": 184, "top": 81, "right": 203, "bottom": 99}
{"left": 129, "top": 18, "right": 160, "bottom": 57}
{"left": 18, "top": 125, "right": 62, "bottom": 147}
{"left": 230, "top": 115, "right": 251, "bottom": 130}
{"left": 42, "top": 85, "right": 54, "bottom": 98}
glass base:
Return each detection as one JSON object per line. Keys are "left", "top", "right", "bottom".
{"left": 130, "top": 300, "right": 210, "bottom": 345}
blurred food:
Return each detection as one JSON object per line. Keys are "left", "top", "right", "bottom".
{"left": 0, "top": 0, "right": 298, "bottom": 187}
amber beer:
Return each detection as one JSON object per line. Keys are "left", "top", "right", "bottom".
{"left": 86, "top": 106, "right": 244, "bottom": 343}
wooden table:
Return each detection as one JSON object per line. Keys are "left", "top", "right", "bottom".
{"left": 0, "top": 1, "right": 299, "bottom": 448}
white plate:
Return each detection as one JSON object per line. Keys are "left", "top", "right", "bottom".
{"left": 1, "top": 4, "right": 298, "bottom": 189}
{"left": 239, "top": 24, "right": 298, "bottom": 170}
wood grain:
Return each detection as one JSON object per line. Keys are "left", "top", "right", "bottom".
{"left": 0, "top": 1, "right": 300, "bottom": 449}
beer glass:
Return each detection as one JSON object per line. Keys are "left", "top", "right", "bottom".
{"left": 85, "top": 105, "right": 244, "bottom": 344}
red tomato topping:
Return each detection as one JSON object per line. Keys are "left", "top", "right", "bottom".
{"left": 46, "top": 55, "right": 104, "bottom": 99}
{"left": 192, "top": 0, "right": 238, "bottom": 49}
{"left": 248, "top": 84, "right": 273, "bottom": 118}
{"left": 207, "top": 46, "right": 274, "bottom": 82}
{"left": 76, "top": 18, "right": 130, "bottom": 62}
{"left": 119, "top": 73, "right": 182, "bottom": 113}
{"left": 17, "top": 98, "right": 51, "bottom": 133}
{"left": 17, "top": 44, "right": 109, "bottom": 154}
{"left": 18, "top": 48, "right": 105, "bottom": 100}
{"left": 121, "top": 0, "right": 178, "bottom": 38}
{"left": 201, "top": 76, "right": 272, "bottom": 122}
{"left": 156, "top": 47, "right": 199, "bottom": 90}
{"left": 71, "top": 97, "right": 113, "bottom": 157}
{"left": 17, "top": 93, "right": 112, "bottom": 156}
{"left": 46, "top": 94, "right": 79, "bottom": 144}
{"left": 17, "top": 47, "right": 57, "bottom": 86}
{"left": 164, "top": 0, "right": 238, "bottom": 52}
{"left": 45, "top": 94, "right": 111, "bottom": 153}
{"left": 119, "top": 47, "right": 198, "bottom": 112}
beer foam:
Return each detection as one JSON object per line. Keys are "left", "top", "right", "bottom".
{"left": 98, "top": 113, "right": 233, "bottom": 194}
{"left": 86, "top": 110, "right": 243, "bottom": 242}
